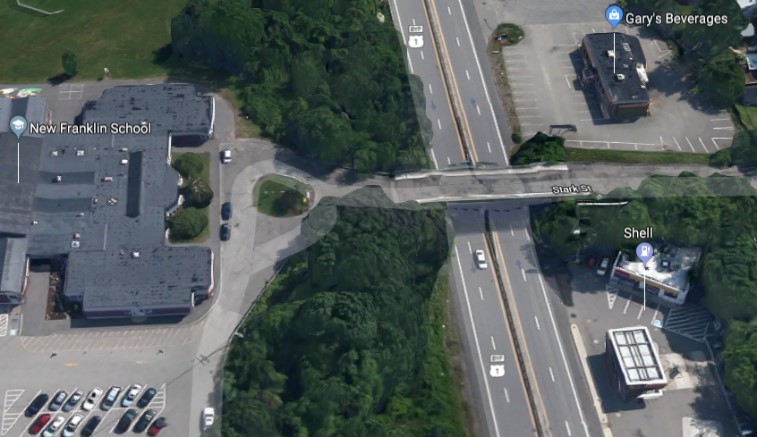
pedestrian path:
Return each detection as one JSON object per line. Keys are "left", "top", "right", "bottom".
{"left": 0, "top": 315, "right": 8, "bottom": 337}
{"left": 20, "top": 325, "right": 195, "bottom": 353}
{"left": 663, "top": 305, "right": 713, "bottom": 343}
{"left": 1, "top": 390, "right": 24, "bottom": 436}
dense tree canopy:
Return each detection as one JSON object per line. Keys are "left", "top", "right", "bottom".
{"left": 167, "top": 207, "right": 208, "bottom": 241}
{"left": 511, "top": 132, "right": 566, "bottom": 165}
{"left": 697, "top": 53, "right": 745, "bottom": 107}
{"left": 722, "top": 321, "right": 757, "bottom": 418}
{"left": 220, "top": 189, "right": 463, "bottom": 436}
{"left": 172, "top": 0, "right": 432, "bottom": 173}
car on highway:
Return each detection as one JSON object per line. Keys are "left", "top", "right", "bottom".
{"left": 48, "top": 390, "right": 68, "bottom": 411}
{"left": 101, "top": 386, "right": 121, "bottom": 411}
{"left": 137, "top": 387, "right": 157, "bottom": 408}
{"left": 41, "top": 416, "right": 65, "bottom": 437}
{"left": 220, "top": 223, "right": 231, "bottom": 241}
{"left": 81, "top": 387, "right": 102, "bottom": 411}
{"left": 80, "top": 416, "right": 102, "bottom": 437}
{"left": 133, "top": 409, "right": 157, "bottom": 433}
{"left": 147, "top": 417, "right": 167, "bottom": 436}
{"left": 121, "top": 384, "right": 143, "bottom": 407}
{"left": 61, "top": 390, "right": 82, "bottom": 412}
{"left": 115, "top": 409, "right": 137, "bottom": 434}
{"left": 62, "top": 414, "right": 83, "bottom": 437}
{"left": 28, "top": 413, "right": 51, "bottom": 434}
{"left": 221, "top": 149, "right": 232, "bottom": 164}
{"left": 474, "top": 249, "right": 488, "bottom": 269}
{"left": 25, "top": 393, "right": 49, "bottom": 417}
{"left": 202, "top": 407, "right": 215, "bottom": 430}
{"left": 221, "top": 201, "right": 232, "bottom": 220}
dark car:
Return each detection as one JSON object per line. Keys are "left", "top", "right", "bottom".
{"left": 25, "top": 393, "right": 49, "bottom": 417}
{"left": 137, "top": 387, "right": 157, "bottom": 408}
{"left": 48, "top": 390, "right": 67, "bottom": 411}
{"left": 220, "top": 224, "right": 231, "bottom": 241}
{"left": 80, "top": 415, "right": 102, "bottom": 437}
{"left": 28, "top": 413, "right": 51, "bottom": 434}
{"left": 61, "top": 391, "right": 82, "bottom": 412}
{"left": 147, "top": 417, "right": 167, "bottom": 436}
{"left": 133, "top": 409, "right": 157, "bottom": 433}
{"left": 115, "top": 409, "right": 137, "bottom": 433}
{"left": 221, "top": 202, "right": 232, "bottom": 220}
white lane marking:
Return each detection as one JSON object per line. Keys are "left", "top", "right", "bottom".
{"left": 465, "top": 70, "right": 470, "bottom": 80}
{"left": 521, "top": 268, "right": 527, "bottom": 282}
{"left": 487, "top": 141, "right": 492, "bottom": 153}
{"left": 698, "top": 137, "right": 709, "bottom": 153}
{"left": 491, "top": 336, "right": 497, "bottom": 350}
{"left": 566, "top": 420, "right": 573, "bottom": 436}
{"left": 448, "top": 5, "right": 452, "bottom": 14}
{"left": 420, "top": 50, "right": 425, "bottom": 60}
{"left": 637, "top": 303, "right": 645, "bottom": 320}
{"left": 534, "top": 316, "right": 541, "bottom": 330}
{"left": 504, "top": 388, "right": 510, "bottom": 403}
{"left": 651, "top": 304, "right": 660, "bottom": 324}
{"left": 713, "top": 126, "right": 734, "bottom": 130}
{"left": 391, "top": 0, "right": 414, "bottom": 73}
{"left": 537, "top": 274, "right": 591, "bottom": 437}
{"left": 454, "top": 246, "right": 502, "bottom": 437}
{"left": 467, "top": 241, "right": 472, "bottom": 254}
{"left": 456, "top": 37, "right": 461, "bottom": 47}
{"left": 447, "top": 156, "right": 452, "bottom": 165}
{"left": 476, "top": 104, "right": 481, "bottom": 116}
{"left": 457, "top": 0, "right": 510, "bottom": 166}
{"left": 710, "top": 118, "right": 730, "bottom": 121}
{"left": 672, "top": 137, "right": 682, "bottom": 151}
{"left": 479, "top": 287, "right": 484, "bottom": 301}
{"left": 525, "top": 229, "right": 530, "bottom": 242}
{"left": 428, "top": 83, "right": 433, "bottom": 94}
{"left": 412, "top": 19, "right": 416, "bottom": 25}
{"left": 685, "top": 137, "right": 696, "bottom": 152}
{"left": 430, "top": 149, "right": 439, "bottom": 170}
{"left": 509, "top": 225, "right": 514, "bottom": 236}
{"left": 549, "top": 367, "right": 555, "bottom": 382}
{"left": 437, "top": 118, "right": 442, "bottom": 130}
{"left": 564, "top": 74, "right": 573, "bottom": 88}
{"left": 623, "top": 298, "right": 631, "bottom": 314}
{"left": 711, "top": 138, "right": 720, "bottom": 150}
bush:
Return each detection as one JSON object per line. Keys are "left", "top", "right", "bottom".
{"left": 183, "top": 177, "right": 213, "bottom": 208}
{"left": 511, "top": 131, "right": 566, "bottom": 165}
{"left": 709, "top": 149, "right": 733, "bottom": 168}
{"left": 172, "top": 153, "right": 205, "bottom": 179}
{"left": 168, "top": 207, "right": 208, "bottom": 241}
{"left": 511, "top": 131, "right": 523, "bottom": 144}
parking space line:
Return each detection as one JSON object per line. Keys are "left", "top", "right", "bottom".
{"left": 0, "top": 314, "right": 8, "bottom": 337}
{"left": 564, "top": 75, "right": 573, "bottom": 89}
{"left": 698, "top": 137, "right": 709, "bottom": 153}
{"left": 685, "top": 137, "right": 696, "bottom": 152}
{"left": 623, "top": 298, "right": 631, "bottom": 314}
{"left": 672, "top": 137, "right": 682, "bottom": 151}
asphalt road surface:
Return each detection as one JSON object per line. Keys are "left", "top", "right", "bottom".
{"left": 449, "top": 208, "right": 535, "bottom": 437}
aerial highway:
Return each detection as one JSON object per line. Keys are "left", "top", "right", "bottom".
{"left": 449, "top": 208, "right": 537, "bottom": 437}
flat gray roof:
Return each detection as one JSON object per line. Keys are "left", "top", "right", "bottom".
{"left": 0, "top": 237, "right": 27, "bottom": 294}
{"left": 0, "top": 133, "right": 42, "bottom": 235}
{"left": 608, "top": 326, "right": 667, "bottom": 386}
{"left": 0, "top": 96, "right": 46, "bottom": 136}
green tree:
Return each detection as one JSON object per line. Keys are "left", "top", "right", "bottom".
{"left": 511, "top": 132, "right": 566, "bottom": 165}
{"left": 61, "top": 51, "right": 77, "bottom": 77}
{"left": 167, "top": 207, "right": 208, "bottom": 241}
{"left": 172, "top": 153, "right": 205, "bottom": 179}
{"left": 184, "top": 177, "right": 214, "bottom": 208}
{"left": 697, "top": 54, "right": 745, "bottom": 107}
{"left": 722, "top": 321, "right": 757, "bottom": 418}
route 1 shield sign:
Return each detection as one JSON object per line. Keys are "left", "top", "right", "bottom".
{"left": 408, "top": 35, "right": 424, "bottom": 48}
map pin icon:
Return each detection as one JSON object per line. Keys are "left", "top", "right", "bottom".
{"left": 636, "top": 242, "right": 654, "bottom": 267}
{"left": 10, "top": 115, "right": 28, "bottom": 140}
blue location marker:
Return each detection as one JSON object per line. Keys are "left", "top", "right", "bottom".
{"left": 636, "top": 242, "right": 654, "bottom": 266}
{"left": 605, "top": 5, "right": 624, "bottom": 29}
{"left": 9, "top": 115, "right": 28, "bottom": 140}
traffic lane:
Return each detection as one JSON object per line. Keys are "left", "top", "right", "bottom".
{"left": 491, "top": 211, "right": 598, "bottom": 437}
{"left": 433, "top": 0, "right": 509, "bottom": 166}
{"left": 450, "top": 211, "right": 535, "bottom": 437}
{"left": 389, "top": 0, "right": 465, "bottom": 168}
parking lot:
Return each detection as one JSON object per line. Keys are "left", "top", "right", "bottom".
{"left": 1, "top": 384, "right": 166, "bottom": 436}
{"left": 501, "top": 21, "right": 733, "bottom": 153}
{"left": 563, "top": 264, "right": 737, "bottom": 437}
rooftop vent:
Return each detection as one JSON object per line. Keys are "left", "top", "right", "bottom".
{"left": 76, "top": 149, "right": 85, "bottom": 157}
{"left": 622, "top": 42, "right": 632, "bottom": 52}
{"left": 120, "top": 159, "right": 128, "bottom": 165}
{"left": 71, "top": 241, "right": 80, "bottom": 248}
{"left": 131, "top": 251, "right": 140, "bottom": 259}
{"left": 120, "top": 147, "right": 128, "bottom": 152}
{"left": 73, "top": 232, "right": 81, "bottom": 240}
{"left": 50, "top": 150, "right": 58, "bottom": 157}
{"left": 615, "top": 73, "right": 626, "bottom": 81}
{"left": 607, "top": 50, "right": 615, "bottom": 58}
{"left": 102, "top": 176, "right": 114, "bottom": 182}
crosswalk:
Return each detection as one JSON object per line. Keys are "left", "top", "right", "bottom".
{"left": 0, "top": 314, "right": 8, "bottom": 337}
{"left": 663, "top": 305, "right": 713, "bottom": 343}
{"left": 20, "top": 325, "right": 195, "bottom": 353}
{"left": 1, "top": 390, "right": 24, "bottom": 435}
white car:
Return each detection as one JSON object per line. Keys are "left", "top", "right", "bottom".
{"left": 202, "top": 407, "right": 215, "bottom": 430}
{"left": 82, "top": 387, "right": 103, "bottom": 411}
{"left": 475, "top": 250, "right": 488, "bottom": 269}
{"left": 221, "top": 149, "right": 231, "bottom": 164}
{"left": 62, "top": 414, "right": 83, "bottom": 437}
{"left": 596, "top": 257, "right": 610, "bottom": 276}
{"left": 121, "top": 384, "right": 143, "bottom": 407}
{"left": 42, "top": 416, "right": 65, "bottom": 437}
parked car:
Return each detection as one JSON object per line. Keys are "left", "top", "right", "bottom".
{"left": 147, "top": 417, "right": 167, "bottom": 436}
{"left": 474, "top": 249, "right": 488, "bottom": 269}
{"left": 61, "top": 414, "right": 83, "bottom": 437}
{"left": 121, "top": 384, "right": 142, "bottom": 407}
{"left": 137, "top": 387, "right": 157, "bottom": 408}
{"left": 41, "top": 416, "right": 65, "bottom": 437}
{"left": 221, "top": 202, "right": 232, "bottom": 220}
{"left": 62, "top": 391, "right": 82, "bottom": 412}
{"left": 115, "top": 409, "right": 137, "bottom": 433}
{"left": 25, "top": 393, "right": 49, "bottom": 417}
{"left": 48, "top": 390, "right": 68, "bottom": 411}
{"left": 101, "top": 386, "right": 121, "bottom": 411}
{"left": 220, "top": 223, "right": 231, "bottom": 241}
{"left": 81, "top": 387, "right": 102, "bottom": 411}
{"left": 596, "top": 257, "right": 610, "bottom": 276}
{"left": 133, "top": 409, "right": 157, "bottom": 433}
{"left": 221, "top": 149, "right": 232, "bottom": 164}
{"left": 202, "top": 407, "right": 215, "bottom": 430}
{"left": 28, "top": 413, "right": 51, "bottom": 434}
{"left": 80, "top": 415, "right": 102, "bottom": 437}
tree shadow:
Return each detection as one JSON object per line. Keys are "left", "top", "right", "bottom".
{"left": 47, "top": 73, "right": 70, "bottom": 86}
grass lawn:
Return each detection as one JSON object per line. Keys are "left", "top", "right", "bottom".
{"left": 169, "top": 152, "right": 211, "bottom": 243}
{"left": 735, "top": 104, "right": 757, "bottom": 130}
{"left": 566, "top": 148, "right": 710, "bottom": 165}
{"left": 254, "top": 175, "right": 312, "bottom": 217}
{"left": 0, "top": 0, "right": 188, "bottom": 82}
